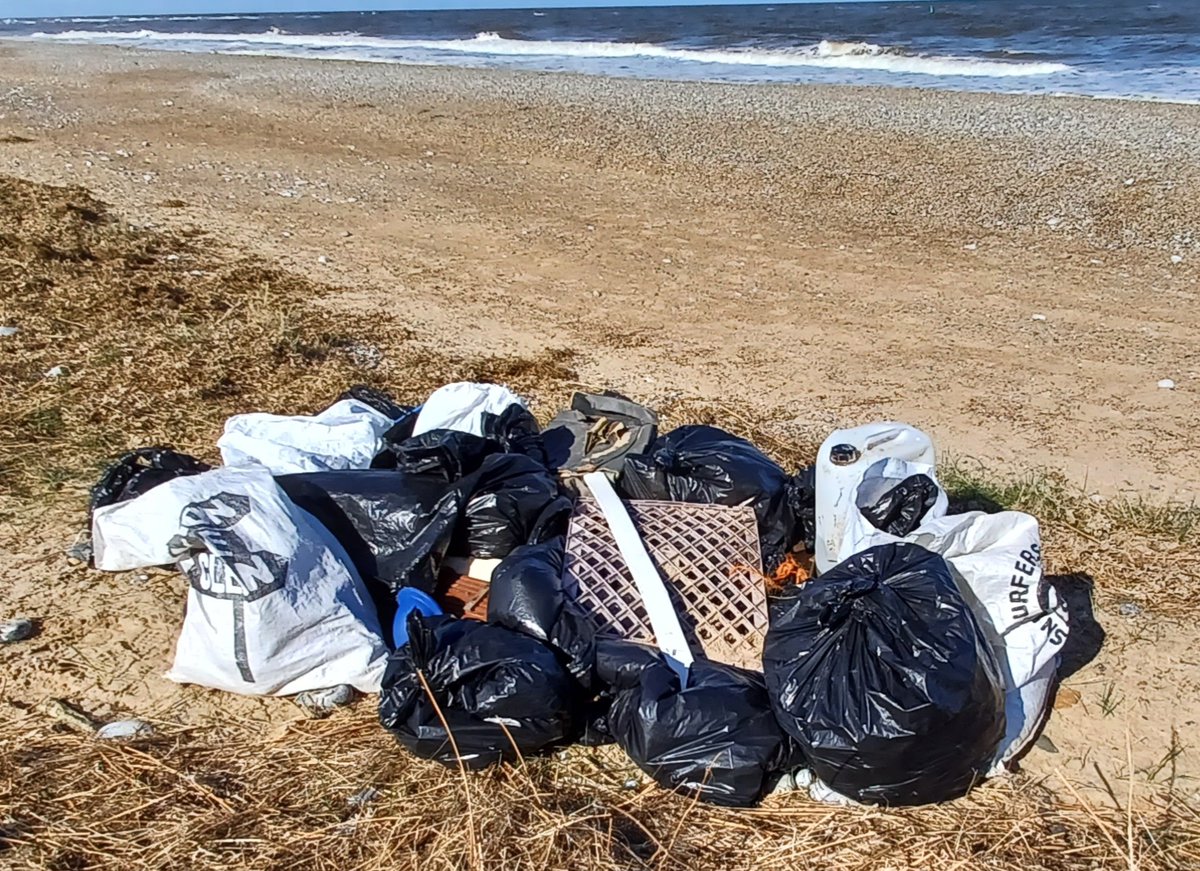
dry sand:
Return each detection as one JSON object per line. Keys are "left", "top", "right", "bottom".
{"left": 3, "top": 42, "right": 1199, "bottom": 499}
{"left": 1, "top": 40, "right": 1199, "bottom": 868}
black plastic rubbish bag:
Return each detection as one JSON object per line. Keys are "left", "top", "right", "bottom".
{"left": 89, "top": 447, "right": 212, "bottom": 517}
{"left": 279, "top": 455, "right": 569, "bottom": 596}
{"left": 487, "top": 538, "right": 596, "bottom": 688}
{"left": 619, "top": 425, "right": 799, "bottom": 570}
{"left": 336, "top": 384, "right": 413, "bottom": 423}
{"left": 371, "top": 428, "right": 501, "bottom": 480}
{"left": 858, "top": 473, "right": 940, "bottom": 538}
{"left": 276, "top": 470, "right": 462, "bottom": 598}
{"left": 597, "top": 639, "right": 802, "bottom": 808}
{"left": 378, "top": 612, "right": 582, "bottom": 768}
{"left": 788, "top": 466, "right": 817, "bottom": 551}
{"left": 372, "top": 404, "right": 547, "bottom": 477}
{"left": 763, "top": 543, "right": 1005, "bottom": 806}
{"left": 457, "top": 454, "right": 573, "bottom": 559}
{"left": 480, "top": 403, "right": 549, "bottom": 467}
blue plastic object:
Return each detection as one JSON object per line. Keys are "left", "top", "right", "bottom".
{"left": 393, "top": 587, "right": 442, "bottom": 648}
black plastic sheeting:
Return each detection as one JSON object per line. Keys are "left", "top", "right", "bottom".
{"left": 277, "top": 453, "right": 570, "bottom": 649}
{"left": 858, "top": 473, "right": 940, "bottom": 538}
{"left": 89, "top": 447, "right": 212, "bottom": 517}
{"left": 378, "top": 612, "right": 583, "bottom": 768}
{"left": 276, "top": 469, "right": 461, "bottom": 597}
{"left": 619, "top": 425, "right": 803, "bottom": 570}
{"left": 595, "top": 640, "right": 803, "bottom": 808}
{"left": 763, "top": 542, "right": 1005, "bottom": 806}
{"left": 487, "top": 538, "right": 596, "bottom": 689}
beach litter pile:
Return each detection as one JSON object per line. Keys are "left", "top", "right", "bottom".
{"left": 82, "top": 381, "right": 1070, "bottom": 809}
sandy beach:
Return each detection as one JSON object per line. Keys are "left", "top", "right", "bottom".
{"left": 3, "top": 40, "right": 1199, "bottom": 498}
{"left": 2, "top": 40, "right": 1199, "bottom": 870}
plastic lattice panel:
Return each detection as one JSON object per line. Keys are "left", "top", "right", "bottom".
{"left": 564, "top": 498, "right": 768, "bottom": 670}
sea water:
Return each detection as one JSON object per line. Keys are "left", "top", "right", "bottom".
{"left": 4, "top": 0, "right": 1200, "bottom": 104}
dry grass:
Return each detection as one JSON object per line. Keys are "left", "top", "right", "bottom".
{"left": 1, "top": 175, "right": 1199, "bottom": 869}
{"left": 1, "top": 707, "right": 1197, "bottom": 871}
{"left": 0, "top": 175, "right": 575, "bottom": 505}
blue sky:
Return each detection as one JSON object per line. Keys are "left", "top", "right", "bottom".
{"left": 8, "top": 0, "right": 886, "bottom": 21}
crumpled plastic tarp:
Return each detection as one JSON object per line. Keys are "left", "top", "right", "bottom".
{"left": 763, "top": 542, "right": 1006, "bottom": 806}
{"left": 543, "top": 391, "right": 658, "bottom": 492}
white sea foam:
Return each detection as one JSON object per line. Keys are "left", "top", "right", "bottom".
{"left": 25, "top": 29, "right": 1072, "bottom": 78}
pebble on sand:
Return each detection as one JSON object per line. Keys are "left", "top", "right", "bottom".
{"left": 1, "top": 618, "right": 36, "bottom": 643}
{"left": 347, "top": 786, "right": 380, "bottom": 806}
{"left": 97, "top": 719, "right": 155, "bottom": 740}
{"left": 1158, "top": 378, "right": 1176, "bottom": 390}
{"left": 296, "top": 684, "right": 355, "bottom": 718}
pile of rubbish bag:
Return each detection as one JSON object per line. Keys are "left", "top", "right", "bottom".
{"left": 88, "top": 383, "right": 1070, "bottom": 808}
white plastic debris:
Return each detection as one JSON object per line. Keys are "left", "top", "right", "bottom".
{"left": 318, "top": 255, "right": 329, "bottom": 265}
{"left": 347, "top": 786, "right": 380, "bottom": 806}
{"left": 963, "top": 242, "right": 978, "bottom": 251}
{"left": 413, "top": 382, "right": 526, "bottom": 438}
{"left": 1031, "top": 313, "right": 1047, "bottom": 321}
{"left": 1046, "top": 217, "right": 1062, "bottom": 228}
{"left": 45, "top": 365, "right": 65, "bottom": 378}
{"left": 218, "top": 398, "right": 395, "bottom": 474}
{"left": 1158, "top": 379, "right": 1176, "bottom": 390}
{"left": 1171, "top": 254, "right": 1183, "bottom": 265}
{"left": 0, "top": 326, "right": 18, "bottom": 337}
{"left": 97, "top": 719, "right": 154, "bottom": 740}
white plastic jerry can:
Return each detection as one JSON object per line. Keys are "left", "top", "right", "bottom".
{"left": 814, "top": 422, "right": 937, "bottom": 574}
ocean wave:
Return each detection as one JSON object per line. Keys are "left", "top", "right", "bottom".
{"left": 24, "top": 29, "right": 1073, "bottom": 78}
